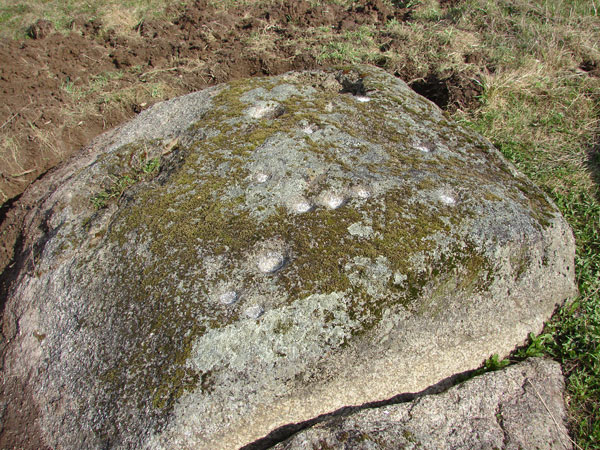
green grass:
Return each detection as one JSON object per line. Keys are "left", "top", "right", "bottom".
{"left": 91, "top": 156, "right": 160, "bottom": 209}
{"left": 61, "top": 71, "right": 125, "bottom": 100}
{"left": 314, "top": 25, "right": 381, "bottom": 64}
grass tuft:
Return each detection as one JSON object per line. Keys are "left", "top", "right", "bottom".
{"left": 91, "top": 155, "right": 160, "bottom": 209}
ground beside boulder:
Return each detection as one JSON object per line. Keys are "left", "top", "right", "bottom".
{"left": 0, "top": 66, "right": 576, "bottom": 449}
{"left": 272, "top": 358, "right": 572, "bottom": 450}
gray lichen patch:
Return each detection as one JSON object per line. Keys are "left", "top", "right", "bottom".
{"left": 348, "top": 222, "right": 375, "bottom": 238}
{"left": 184, "top": 290, "right": 361, "bottom": 416}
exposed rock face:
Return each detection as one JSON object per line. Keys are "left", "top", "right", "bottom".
{"left": 273, "top": 358, "right": 572, "bottom": 450}
{"left": 0, "top": 66, "right": 576, "bottom": 449}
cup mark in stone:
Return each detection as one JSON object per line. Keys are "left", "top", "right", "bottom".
{"left": 246, "top": 101, "right": 286, "bottom": 120}
{"left": 219, "top": 291, "right": 238, "bottom": 305}
{"left": 245, "top": 305, "right": 264, "bottom": 319}
{"left": 257, "top": 250, "right": 286, "bottom": 273}
{"left": 289, "top": 196, "right": 314, "bottom": 214}
{"left": 319, "top": 190, "right": 347, "bottom": 209}
{"left": 439, "top": 193, "right": 456, "bottom": 205}
{"left": 254, "top": 172, "right": 271, "bottom": 183}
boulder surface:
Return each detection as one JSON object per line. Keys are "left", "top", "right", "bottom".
{"left": 0, "top": 66, "right": 576, "bottom": 449}
{"left": 273, "top": 358, "right": 572, "bottom": 450}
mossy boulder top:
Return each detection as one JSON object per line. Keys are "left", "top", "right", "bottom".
{"left": 0, "top": 66, "right": 576, "bottom": 449}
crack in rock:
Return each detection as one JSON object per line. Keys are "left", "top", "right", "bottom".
{"left": 243, "top": 369, "right": 477, "bottom": 450}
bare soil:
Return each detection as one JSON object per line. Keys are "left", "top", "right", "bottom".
{"left": 0, "top": 2, "right": 482, "bottom": 447}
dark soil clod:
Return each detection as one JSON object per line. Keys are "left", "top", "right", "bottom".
{"left": 409, "top": 72, "right": 482, "bottom": 111}
{"left": 580, "top": 59, "right": 600, "bottom": 77}
{"left": 26, "top": 19, "right": 54, "bottom": 40}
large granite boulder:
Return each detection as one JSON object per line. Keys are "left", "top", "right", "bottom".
{"left": 0, "top": 66, "right": 576, "bottom": 449}
{"left": 272, "top": 358, "right": 572, "bottom": 450}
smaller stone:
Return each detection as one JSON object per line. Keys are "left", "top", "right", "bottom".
{"left": 245, "top": 305, "right": 264, "bottom": 319}
{"left": 355, "top": 95, "right": 371, "bottom": 103}
{"left": 219, "top": 291, "right": 238, "bottom": 305}
{"left": 319, "top": 190, "right": 347, "bottom": 209}
{"left": 271, "top": 358, "right": 571, "bottom": 450}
